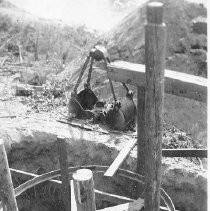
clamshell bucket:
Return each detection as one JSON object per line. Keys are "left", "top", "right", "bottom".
{"left": 76, "top": 86, "right": 98, "bottom": 110}
{"left": 68, "top": 52, "right": 99, "bottom": 119}
{"left": 105, "top": 92, "right": 136, "bottom": 131}
{"left": 68, "top": 85, "right": 98, "bottom": 119}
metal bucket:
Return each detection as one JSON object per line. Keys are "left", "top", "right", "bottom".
{"left": 105, "top": 97, "right": 136, "bottom": 131}
{"left": 68, "top": 85, "right": 98, "bottom": 119}
{"left": 76, "top": 87, "right": 98, "bottom": 110}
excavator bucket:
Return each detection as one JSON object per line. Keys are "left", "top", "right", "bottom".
{"left": 105, "top": 94, "right": 136, "bottom": 131}
{"left": 76, "top": 87, "right": 98, "bottom": 110}
{"left": 68, "top": 92, "right": 97, "bottom": 119}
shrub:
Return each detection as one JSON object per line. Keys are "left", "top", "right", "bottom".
{"left": 0, "top": 14, "right": 12, "bottom": 31}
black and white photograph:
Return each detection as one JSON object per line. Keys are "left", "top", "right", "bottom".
{"left": 0, "top": 0, "right": 207, "bottom": 210}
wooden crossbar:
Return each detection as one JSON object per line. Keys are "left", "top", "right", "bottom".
{"left": 104, "top": 146, "right": 206, "bottom": 182}
{"left": 162, "top": 149, "right": 207, "bottom": 158}
{"left": 107, "top": 61, "right": 207, "bottom": 102}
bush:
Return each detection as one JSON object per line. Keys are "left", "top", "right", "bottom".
{"left": 0, "top": 14, "right": 12, "bottom": 31}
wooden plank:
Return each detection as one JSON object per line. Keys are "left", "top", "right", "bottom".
{"left": 162, "top": 149, "right": 207, "bottom": 158}
{"left": 71, "top": 180, "right": 77, "bottom": 211}
{"left": 0, "top": 139, "right": 18, "bottom": 211}
{"left": 57, "top": 136, "right": 71, "bottom": 211}
{"left": 95, "top": 189, "right": 133, "bottom": 204}
{"left": 104, "top": 139, "right": 137, "bottom": 177}
{"left": 107, "top": 62, "right": 207, "bottom": 103}
{"left": 97, "top": 197, "right": 144, "bottom": 211}
{"left": 10, "top": 168, "right": 61, "bottom": 185}
{"left": 144, "top": 3, "right": 165, "bottom": 211}
{"left": 97, "top": 197, "right": 177, "bottom": 211}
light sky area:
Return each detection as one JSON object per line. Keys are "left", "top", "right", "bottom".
{"left": 8, "top": 0, "right": 146, "bottom": 31}
{"left": 9, "top": 0, "right": 206, "bottom": 32}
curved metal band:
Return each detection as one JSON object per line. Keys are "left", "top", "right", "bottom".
{"left": 14, "top": 165, "right": 175, "bottom": 211}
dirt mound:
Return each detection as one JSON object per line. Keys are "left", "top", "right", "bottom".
{"left": 106, "top": 0, "right": 207, "bottom": 77}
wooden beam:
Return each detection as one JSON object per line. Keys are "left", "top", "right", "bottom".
{"left": 71, "top": 180, "right": 77, "bottom": 211}
{"left": 107, "top": 61, "right": 207, "bottom": 103}
{"left": 94, "top": 189, "right": 133, "bottom": 204}
{"left": 162, "top": 149, "right": 207, "bottom": 158}
{"left": 144, "top": 2, "right": 166, "bottom": 211}
{"left": 97, "top": 197, "right": 144, "bottom": 211}
{"left": 97, "top": 197, "right": 177, "bottom": 211}
{"left": 0, "top": 139, "right": 19, "bottom": 211}
{"left": 57, "top": 136, "right": 71, "bottom": 211}
{"left": 104, "top": 139, "right": 137, "bottom": 177}
{"left": 10, "top": 168, "right": 61, "bottom": 185}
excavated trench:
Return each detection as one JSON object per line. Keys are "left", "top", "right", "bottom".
{"left": 1, "top": 114, "right": 206, "bottom": 211}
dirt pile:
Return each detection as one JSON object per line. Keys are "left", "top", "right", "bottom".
{"left": 106, "top": 0, "right": 207, "bottom": 77}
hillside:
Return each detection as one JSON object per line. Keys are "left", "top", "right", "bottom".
{"left": 107, "top": 0, "right": 207, "bottom": 77}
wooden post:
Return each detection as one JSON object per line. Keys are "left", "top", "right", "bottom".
{"left": 72, "top": 169, "right": 96, "bottom": 211}
{"left": 57, "top": 136, "right": 71, "bottom": 211}
{"left": 0, "top": 139, "right": 19, "bottom": 211}
{"left": 18, "top": 45, "right": 23, "bottom": 64}
{"left": 144, "top": 2, "right": 166, "bottom": 211}
{"left": 137, "top": 86, "right": 145, "bottom": 176}
{"left": 136, "top": 86, "right": 145, "bottom": 197}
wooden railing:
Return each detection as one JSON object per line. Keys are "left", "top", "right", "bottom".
{"left": 108, "top": 61, "right": 207, "bottom": 102}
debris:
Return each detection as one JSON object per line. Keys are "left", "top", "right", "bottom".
{"left": 0, "top": 115, "right": 16, "bottom": 118}
{"left": 0, "top": 56, "right": 8, "bottom": 67}
{"left": 15, "top": 84, "right": 33, "bottom": 96}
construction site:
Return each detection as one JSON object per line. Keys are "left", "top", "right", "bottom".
{"left": 0, "top": 0, "right": 207, "bottom": 210}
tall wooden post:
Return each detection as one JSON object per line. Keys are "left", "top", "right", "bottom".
{"left": 0, "top": 139, "right": 19, "bottom": 211}
{"left": 57, "top": 136, "right": 71, "bottom": 211}
{"left": 144, "top": 2, "right": 166, "bottom": 211}
{"left": 137, "top": 86, "right": 145, "bottom": 176}
{"left": 136, "top": 86, "right": 145, "bottom": 197}
{"left": 72, "top": 169, "right": 96, "bottom": 211}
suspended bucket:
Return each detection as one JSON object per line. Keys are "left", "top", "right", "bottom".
{"left": 76, "top": 85, "right": 98, "bottom": 110}
{"left": 105, "top": 92, "right": 136, "bottom": 131}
